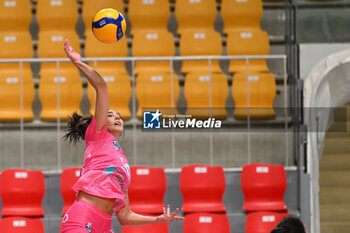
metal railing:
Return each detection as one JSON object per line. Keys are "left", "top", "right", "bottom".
{"left": 0, "top": 54, "right": 289, "bottom": 170}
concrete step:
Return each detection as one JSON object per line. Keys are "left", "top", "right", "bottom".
{"left": 332, "top": 107, "right": 350, "bottom": 122}
{"left": 320, "top": 205, "right": 350, "bottom": 222}
{"left": 326, "top": 122, "right": 350, "bottom": 138}
{"left": 321, "top": 222, "right": 350, "bottom": 233}
{"left": 323, "top": 138, "right": 350, "bottom": 154}
{"left": 320, "top": 171, "right": 350, "bottom": 187}
{"left": 320, "top": 154, "right": 350, "bottom": 170}
{"left": 320, "top": 187, "right": 350, "bottom": 205}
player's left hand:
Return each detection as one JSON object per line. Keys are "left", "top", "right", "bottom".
{"left": 156, "top": 204, "right": 184, "bottom": 223}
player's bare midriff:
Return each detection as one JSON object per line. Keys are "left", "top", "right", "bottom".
{"left": 77, "top": 191, "right": 115, "bottom": 215}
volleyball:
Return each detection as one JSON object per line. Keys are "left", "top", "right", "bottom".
{"left": 92, "top": 8, "right": 126, "bottom": 43}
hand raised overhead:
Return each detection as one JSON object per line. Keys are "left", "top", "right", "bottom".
{"left": 64, "top": 39, "right": 81, "bottom": 64}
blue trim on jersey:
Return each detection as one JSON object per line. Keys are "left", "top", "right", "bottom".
{"left": 103, "top": 166, "right": 120, "bottom": 175}
{"left": 92, "top": 13, "right": 125, "bottom": 41}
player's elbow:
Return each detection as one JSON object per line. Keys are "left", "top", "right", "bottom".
{"left": 117, "top": 217, "right": 129, "bottom": 226}
{"left": 94, "top": 80, "right": 108, "bottom": 92}
{"left": 116, "top": 209, "right": 132, "bottom": 225}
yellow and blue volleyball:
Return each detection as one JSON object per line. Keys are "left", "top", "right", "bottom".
{"left": 92, "top": 8, "right": 126, "bottom": 43}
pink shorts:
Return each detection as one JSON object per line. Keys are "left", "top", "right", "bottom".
{"left": 60, "top": 199, "right": 115, "bottom": 233}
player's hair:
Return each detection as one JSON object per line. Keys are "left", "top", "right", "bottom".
{"left": 271, "top": 216, "right": 306, "bottom": 233}
{"left": 63, "top": 112, "right": 93, "bottom": 145}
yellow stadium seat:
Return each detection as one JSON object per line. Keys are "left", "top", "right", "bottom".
{"left": 136, "top": 73, "right": 179, "bottom": 119}
{"left": 0, "top": 0, "right": 32, "bottom": 32}
{"left": 39, "top": 69, "right": 83, "bottom": 122}
{"left": 37, "top": 31, "right": 80, "bottom": 71}
{"left": 221, "top": 0, "right": 263, "bottom": 35}
{"left": 0, "top": 69, "right": 35, "bottom": 122}
{"left": 0, "top": 32, "right": 33, "bottom": 59}
{"left": 132, "top": 31, "right": 175, "bottom": 74}
{"left": 184, "top": 73, "right": 228, "bottom": 119}
{"left": 232, "top": 71, "right": 276, "bottom": 119}
{"left": 36, "top": 0, "right": 78, "bottom": 31}
{"left": 37, "top": 31, "right": 80, "bottom": 58}
{"left": 37, "top": 31, "right": 82, "bottom": 121}
{"left": 175, "top": 0, "right": 217, "bottom": 35}
{"left": 85, "top": 31, "right": 128, "bottom": 75}
{"left": 128, "top": 0, "right": 170, "bottom": 35}
{"left": 226, "top": 29, "right": 270, "bottom": 74}
{"left": 0, "top": 32, "right": 34, "bottom": 121}
{"left": 87, "top": 73, "right": 132, "bottom": 121}
{"left": 179, "top": 30, "right": 222, "bottom": 74}
{"left": 82, "top": 0, "right": 125, "bottom": 29}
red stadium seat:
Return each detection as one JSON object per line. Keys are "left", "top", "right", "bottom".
{"left": 241, "top": 163, "right": 288, "bottom": 212}
{"left": 60, "top": 167, "right": 81, "bottom": 215}
{"left": 245, "top": 212, "right": 289, "bottom": 233}
{"left": 128, "top": 166, "right": 167, "bottom": 214}
{"left": 183, "top": 213, "right": 230, "bottom": 233}
{"left": 0, "top": 169, "right": 45, "bottom": 217}
{"left": 122, "top": 222, "right": 169, "bottom": 233}
{"left": 180, "top": 165, "right": 226, "bottom": 213}
{"left": 0, "top": 217, "right": 45, "bottom": 233}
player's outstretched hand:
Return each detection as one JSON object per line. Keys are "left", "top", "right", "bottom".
{"left": 156, "top": 204, "right": 184, "bottom": 223}
{"left": 64, "top": 39, "right": 81, "bottom": 64}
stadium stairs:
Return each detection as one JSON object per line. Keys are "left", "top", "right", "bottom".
{"left": 320, "top": 103, "right": 350, "bottom": 233}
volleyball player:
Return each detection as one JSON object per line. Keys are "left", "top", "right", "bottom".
{"left": 60, "top": 39, "right": 183, "bottom": 233}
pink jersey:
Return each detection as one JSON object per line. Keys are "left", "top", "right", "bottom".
{"left": 73, "top": 117, "right": 131, "bottom": 213}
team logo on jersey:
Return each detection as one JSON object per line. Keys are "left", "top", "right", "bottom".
{"left": 62, "top": 214, "right": 69, "bottom": 223}
{"left": 113, "top": 140, "right": 120, "bottom": 151}
{"left": 85, "top": 223, "right": 92, "bottom": 232}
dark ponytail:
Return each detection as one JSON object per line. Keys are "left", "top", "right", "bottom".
{"left": 63, "top": 112, "right": 93, "bottom": 145}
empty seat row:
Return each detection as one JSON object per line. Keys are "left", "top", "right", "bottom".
{"left": 94, "top": 29, "right": 270, "bottom": 75}
{"left": 0, "top": 164, "right": 287, "bottom": 216}
{"left": 0, "top": 28, "right": 276, "bottom": 122}
{"left": 0, "top": 215, "right": 229, "bottom": 233}
{"left": 0, "top": 0, "right": 264, "bottom": 36}
{"left": 0, "top": 71, "right": 276, "bottom": 122}
{"left": 0, "top": 214, "right": 290, "bottom": 233}
{"left": 0, "top": 164, "right": 288, "bottom": 233}
{"left": 0, "top": 212, "right": 288, "bottom": 233}
{"left": 0, "top": 28, "right": 272, "bottom": 75}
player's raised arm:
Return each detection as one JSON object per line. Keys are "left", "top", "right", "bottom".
{"left": 64, "top": 39, "right": 109, "bottom": 131}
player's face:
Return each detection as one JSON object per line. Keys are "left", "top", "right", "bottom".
{"left": 106, "top": 110, "right": 124, "bottom": 137}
